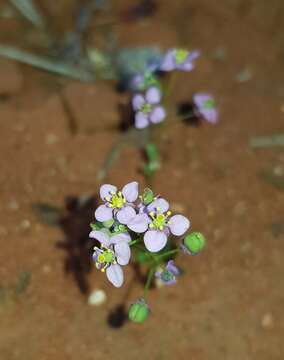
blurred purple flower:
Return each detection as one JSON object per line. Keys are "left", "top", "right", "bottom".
{"left": 130, "top": 71, "right": 160, "bottom": 92}
{"left": 90, "top": 230, "right": 131, "bottom": 287}
{"left": 160, "top": 48, "right": 200, "bottom": 72}
{"left": 155, "top": 260, "right": 180, "bottom": 285}
{"left": 127, "top": 198, "right": 190, "bottom": 252}
{"left": 193, "top": 93, "right": 218, "bottom": 123}
{"left": 132, "top": 86, "right": 166, "bottom": 129}
{"left": 95, "top": 182, "right": 138, "bottom": 225}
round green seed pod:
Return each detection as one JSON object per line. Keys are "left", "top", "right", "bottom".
{"left": 128, "top": 299, "right": 149, "bottom": 323}
{"left": 184, "top": 232, "right": 206, "bottom": 254}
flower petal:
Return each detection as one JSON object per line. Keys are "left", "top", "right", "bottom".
{"left": 94, "top": 204, "right": 113, "bottom": 222}
{"left": 147, "top": 198, "right": 169, "bottom": 213}
{"left": 106, "top": 264, "right": 124, "bottom": 288}
{"left": 100, "top": 184, "right": 117, "bottom": 201}
{"left": 193, "top": 93, "right": 211, "bottom": 108}
{"left": 135, "top": 112, "right": 149, "bottom": 129}
{"left": 127, "top": 214, "right": 150, "bottom": 233}
{"left": 177, "top": 59, "right": 194, "bottom": 71}
{"left": 122, "top": 181, "right": 139, "bottom": 202}
{"left": 89, "top": 230, "right": 110, "bottom": 246}
{"left": 168, "top": 215, "right": 190, "bottom": 236}
{"left": 145, "top": 86, "right": 161, "bottom": 104}
{"left": 116, "top": 206, "right": 136, "bottom": 225}
{"left": 110, "top": 232, "right": 131, "bottom": 244}
{"left": 159, "top": 49, "right": 176, "bottom": 71}
{"left": 149, "top": 106, "right": 166, "bottom": 124}
{"left": 188, "top": 49, "right": 201, "bottom": 62}
{"left": 132, "top": 94, "right": 145, "bottom": 111}
{"left": 114, "top": 242, "right": 131, "bottom": 265}
{"left": 144, "top": 230, "right": 167, "bottom": 252}
{"left": 200, "top": 109, "right": 218, "bottom": 124}
{"left": 166, "top": 260, "right": 180, "bottom": 276}
{"left": 130, "top": 74, "right": 144, "bottom": 91}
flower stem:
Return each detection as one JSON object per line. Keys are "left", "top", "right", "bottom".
{"left": 156, "top": 248, "right": 179, "bottom": 260}
{"left": 129, "top": 240, "right": 138, "bottom": 246}
{"left": 164, "top": 71, "right": 178, "bottom": 102}
{"left": 143, "top": 267, "right": 155, "bottom": 297}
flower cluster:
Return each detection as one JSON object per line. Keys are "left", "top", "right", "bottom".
{"left": 131, "top": 48, "right": 201, "bottom": 129}
{"left": 90, "top": 182, "right": 190, "bottom": 287}
{"left": 193, "top": 93, "right": 218, "bottom": 124}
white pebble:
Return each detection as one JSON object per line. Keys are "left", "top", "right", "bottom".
{"left": 88, "top": 289, "right": 107, "bottom": 306}
{"left": 261, "top": 312, "right": 274, "bottom": 329}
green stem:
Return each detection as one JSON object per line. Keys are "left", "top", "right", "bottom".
{"left": 156, "top": 248, "right": 179, "bottom": 261}
{"left": 143, "top": 267, "right": 155, "bottom": 297}
{"left": 129, "top": 240, "right": 138, "bottom": 246}
{"left": 164, "top": 71, "right": 178, "bottom": 103}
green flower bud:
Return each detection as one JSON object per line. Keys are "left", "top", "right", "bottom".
{"left": 128, "top": 298, "right": 149, "bottom": 323}
{"left": 184, "top": 232, "right": 206, "bottom": 254}
{"left": 142, "top": 188, "right": 154, "bottom": 205}
{"left": 102, "top": 219, "right": 114, "bottom": 228}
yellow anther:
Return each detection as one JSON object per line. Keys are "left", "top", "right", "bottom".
{"left": 118, "top": 191, "right": 122, "bottom": 196}
{"left": 167, "top": 211, "right": 172, "bottom": 216}
{"left": 105, "top": 196, "right": 111, "bottom": 201}
{"left": 149, "top": 223, "right": 154, "bottom": 228}
{"left": 101, "top": 268, "right": 105, "bottom": 273}
{"left": 111, "top": 191, "right": 115, "bottom": 195}
{"left": 157, "top": 207, "right": 161, "bottom": 211}
{"left": 159, "top": 225, "right": 163, "bottom": 231}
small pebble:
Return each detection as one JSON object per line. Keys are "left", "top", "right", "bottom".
{"left": 235, "top": 67, "right": 253, "bottom": 83}
{"left": 46, "top": 134, "right": 58, "bottom": 145}
{"left": 88, "top": 289, "right": 107, "bottom": 306}
{"left": 261, "top": 312, "right": 274, "bottom": 329}
{"left": 8, "top": 199, "right": 19, "bottom": 211}
{"left": 240, "top": 241, "right": 251, "bottom": 254}
{"left": 20, "top": 219, "right": 31, "bottom": 230}
{"left": 273, "top": 165, "right": 283, "bottom": 176}
{"left": 42, "top": 265, "right": 51, "bottom": 274}
{"left": 233, "top": 201, "right": 247, "bottom": 217}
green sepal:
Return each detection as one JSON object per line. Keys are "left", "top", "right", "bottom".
{"left": 184, "top": 232, "right": 206, "bottom": 254}
{"left": 102, "top": 219, "right": 115, "bottom": 228}
{"left": 90, "top": 222, "right": 104, "bottom": 231}
{"left": 142, "top": 188, "right": 154, "bottom": 205}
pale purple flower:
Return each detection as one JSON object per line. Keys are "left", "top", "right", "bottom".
{"left": 130, "top": 71, "right": 160, "bottom": 92}
{"left": 90, "top": 230, "right": 131, "bottom": 287}
{"left": 193, "top": 93, "right": 218, "bottom": 124}
{"left": 132, "top": 86, "right": 166, "bottom": 129}
{"left": 160, "top": 48, "right": 200, "bottom": 72}
{"left": 127, "top": 198, "right": 190, "bottom": 253}
{"left": 95, "top": 182, "right": 138, "bottom": 225}
{"left": 155, "top": 260, "right": 180, "bottom": 285}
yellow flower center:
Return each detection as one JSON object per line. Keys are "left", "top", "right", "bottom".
{"left": 174, "top": 49, "right": 188, "bottom": 64}
{"left": 149, "top": 208, "right": 172, "bottom": 231}
{"left": 105, "top": 191, "right": 126, "bottom": 209}
{"left": 95, "top": 245, "right": 116, "bottom": 272}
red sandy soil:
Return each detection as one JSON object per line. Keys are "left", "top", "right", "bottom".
{"left": 0, "top": 0, "right": 284, "bottom": 359}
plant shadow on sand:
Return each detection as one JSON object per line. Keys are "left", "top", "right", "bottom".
{"left": 33, "top": 195, "right": 150, "bottom": 328}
